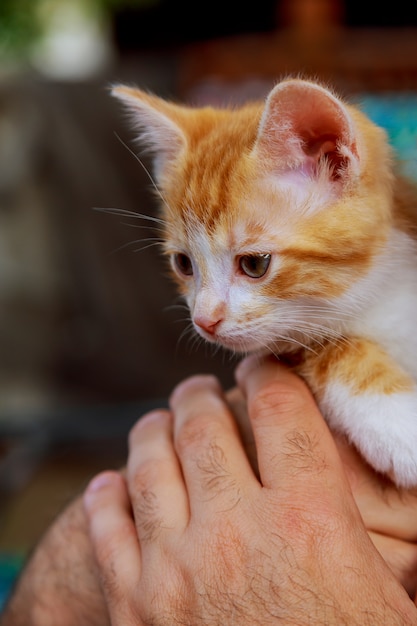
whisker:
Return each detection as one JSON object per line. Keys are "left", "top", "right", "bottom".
{"left": 164, "top": 303, "right": 189, "bottom": 314}
{"left": 94, "top": 206, "right": 165, "bottom": 225}
{"left": 278, "top": 334, "right": 319, "bottom": 354}
{"left": 171, "top": 317, "right": 193, "bottom": 326}
{"left": 113, "top": 132, "right": 171, "bottom": 212}
{"left": 176, "top": 323, "right": 197, "bottom": 353}
{"left": 109, "top": 237, "right": 162, "bottom": 255}
{"left": 119, "top": 222, "right": 165, "bottom": 233}
{"left": 132, "top": 241, "right": 164, "bottom": 253}
{"left": 187, "top": 330, "right": 205, "bottom": 354}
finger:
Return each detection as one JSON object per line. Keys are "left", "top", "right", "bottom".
{"left": 226, "top": 386, "right": 258, "bottom": 476}
{"left": 127, "top": 409, "right": 189, "bottom": 540}
{"left": 337, "top": 436, "right": 417, "bottom": 542}
{"left": 236, "top": 355, "right": 346, "bottom": 490}
{"left": 169, "top": 375, "right": 255, "bottom": 514}
{"left": 83, "top": 471, "right": 142, "bottom": 618}
{"left": 370, "top": 531, "right": 417, "bottom": 598}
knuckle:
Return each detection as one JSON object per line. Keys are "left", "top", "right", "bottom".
{"left": 284, "top": 429, "right": 319, "bottom": 464}
{"left": 134, "top": 496, "right": 162, "bottom": 543}
{"left": 130, "top": 457, "right": 159, "bottom": 492}
{"left": 197, "top": 443, "right": 241, "bottom": 502}
{"left": 176, "top": 413, "right": 219, "bottom": 453}
{"left": 130, "top": 461, "right": 159, "bottom": 502}
{"left": 250, "top": 379, "right": 305, "bottom": 423}
{"left": 129, "top": 460, "right": 167, "bottom": 543}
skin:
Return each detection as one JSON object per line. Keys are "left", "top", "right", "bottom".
{"left": 2, "top": 356, "right": 417, "bottom": 625}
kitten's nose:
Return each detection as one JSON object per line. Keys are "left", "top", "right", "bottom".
{"left": 194, "top": 314, "right": 223, "bottom": 335}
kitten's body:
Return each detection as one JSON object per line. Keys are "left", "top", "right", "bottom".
{"left": 113, "top": 79, "right": 417, "bottom": 487}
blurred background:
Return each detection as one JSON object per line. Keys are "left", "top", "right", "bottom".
{"left": 1, "top": 0, "right": 417, "bottom": 603}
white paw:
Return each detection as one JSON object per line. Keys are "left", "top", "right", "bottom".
{"left": 321, "top": 385, "right": 417, "bottom": 488}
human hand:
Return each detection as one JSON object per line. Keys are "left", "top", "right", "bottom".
{"left": 84, "top": 355, "right": 417, "bottom": 625}
{"left": 226, "top": 379, "right": 417, "bottom": 599}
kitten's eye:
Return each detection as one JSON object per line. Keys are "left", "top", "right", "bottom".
{"left": 239, "top": 254, "right": 271, "bottom": 278}
{"left": 173, "top": 253, "right": 193, "bottom": 276}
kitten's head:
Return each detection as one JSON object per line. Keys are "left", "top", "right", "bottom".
{"left": 113, "top": 79, "right": 393, "bottom": 354}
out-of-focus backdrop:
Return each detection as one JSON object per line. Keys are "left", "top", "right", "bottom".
{"left": 1, "top": 0, "right": 417, "bottom": 604}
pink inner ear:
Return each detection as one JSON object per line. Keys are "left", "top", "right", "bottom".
{"left": 258, "top": 81, "right": 358, "bottom": 180}
{"left": 302, "top": 132, "right": 351, "bottom": 180}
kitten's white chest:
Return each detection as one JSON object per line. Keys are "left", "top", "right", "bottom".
{"left": 348, "top": 229, "right": 417, "bottom": 379}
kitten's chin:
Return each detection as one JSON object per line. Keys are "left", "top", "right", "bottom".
{"left": 195, "top": 326, "right": 285, "bottom": 354}
{"left": 198, "top": 330, "right": 301, "bottom": 358}
{"left": 201, "top": 332, "right": 267, "bottom": 354}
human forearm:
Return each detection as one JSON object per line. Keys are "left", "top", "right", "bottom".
{"left": 1, "top": 497, "right": 109, "bottom": 626}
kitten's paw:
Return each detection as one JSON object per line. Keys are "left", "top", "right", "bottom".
{"left": 322, "top": 386, "right": 417, "bottom": 488}
{"left": 357, "top": 422, "right": 417, "bottom": 489}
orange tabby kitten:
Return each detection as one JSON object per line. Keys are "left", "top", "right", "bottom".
{"left": 113, "top": 78, "right": 417, "bottom": 487}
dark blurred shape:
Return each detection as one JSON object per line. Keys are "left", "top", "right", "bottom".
{"left": 113, "top": 0, "right": 279, "bottom": 52}
{"left": 112, "top": 0, "right": 417, "bottom": 56}
{"left": 344, "top": 0, "right": 417, "bottom": 26}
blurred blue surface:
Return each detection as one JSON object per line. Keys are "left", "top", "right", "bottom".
{"left": 357, "top": 92, "right": 417, "bottom": 181}
{"left": 0, "top": 554, "right": 24, "bottom": 613}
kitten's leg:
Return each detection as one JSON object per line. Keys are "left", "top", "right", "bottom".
{"left": 301, "top": 339, "right": 417, "bottom": 488}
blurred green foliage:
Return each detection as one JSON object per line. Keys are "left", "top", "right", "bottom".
{"left": 0, "top": 0, "right": 158, "bottom": 60}
{"left": 0, "top": 0, "right": 41, "bottom": 59}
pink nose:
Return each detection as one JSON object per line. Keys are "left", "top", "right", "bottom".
{"left": 194, "top": 314, "right": 223, "bottom": 335}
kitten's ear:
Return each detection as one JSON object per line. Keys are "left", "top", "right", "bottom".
{"left": 111, "top": 85, "right": 187, "bottom": 181}
{"left": 254, "top": 79, "right": 360, "bottom": 182}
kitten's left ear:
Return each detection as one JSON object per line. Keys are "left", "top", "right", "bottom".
{"left": 111, "top": 85, "right": 187, "bottom": 181}
{"left": 254, "top": 79, "right": 360, "bottom": 183}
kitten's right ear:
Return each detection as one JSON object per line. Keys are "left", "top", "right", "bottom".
{"left": 111, "top": 85, "right": 187, "bottom": 181}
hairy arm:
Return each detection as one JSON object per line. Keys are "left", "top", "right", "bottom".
{"left": 0, "top": 498, "right": 109, "bottom": 626}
